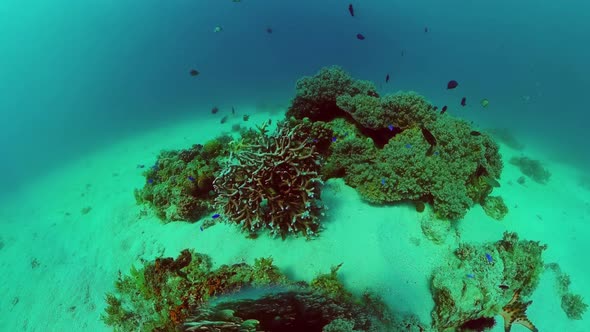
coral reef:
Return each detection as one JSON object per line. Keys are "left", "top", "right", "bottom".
{"left": 102, "top": 250, "right": 288, "bottom": 331}
{"left": 430, "top": 232, "right": 546, "bottom": 331}
{"left": 134, "top": 137, "right": 231, "bottom": 222}
{"left": 103, "top": 252, "right": 421, "bottom": 332}
{"left": 546, "top": 263, "right": 588, "bottom": 320}
{"left": 286, "top": 66, "right": 378, "bottom": 121}
{"left": 213, "top": 121, "right": 325, "bottom": 239}
{"left": 481, "top": 196, "right": 509, "bottom": 221}
{"left": 509, "top": 156, "right": 551, "bottom": 184}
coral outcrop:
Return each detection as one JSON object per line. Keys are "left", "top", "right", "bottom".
{"left": 213, "top": 121, "right": 325, "bottom": 239}
{"left": 430, "top": 232, "right": 546, "bottom": 331}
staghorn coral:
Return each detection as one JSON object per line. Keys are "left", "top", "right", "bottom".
{"left": 430, "top": 232, "right": 546, "bottom": 331}
{"left": 286, "top": 66, "right": 379, "bottom": 121}
{"left": 213, "top": 121, "right": 325, "bottom": 239}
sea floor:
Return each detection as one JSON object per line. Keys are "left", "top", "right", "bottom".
{"left": 0, "top": 108, "right": 589, "bottom": 331}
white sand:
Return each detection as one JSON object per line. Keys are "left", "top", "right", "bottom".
{"left": 0, "top": 109, "right": 588, "bottom": 331}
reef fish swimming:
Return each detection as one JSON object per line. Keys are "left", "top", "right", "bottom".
{"left": 440, "top": 105, "right": 448, "bottom": 114}
{"left": 348, "top": 4, "right": 354, "bottom": 17}
{"left": 461, "top": 97, "right": 466, "bottom": 106}
{"left": 447, "top": 80, "right": 459, "bottom": 89}
{"left": 385, "top": 73, "right": 390, "bottom": 83}
{"left": 421, "top": 127, "right": 437, "bottom": 156}
{"left": 356, "top": 33, "right": 365, "bottom": 40}
{"left": 189, "top": 69, "right": 200, "bottom": 76}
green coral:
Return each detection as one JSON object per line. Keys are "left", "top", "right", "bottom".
{"left": 430, "top": 232, "right": 546, "bottom": 331}
{"left": 329, "top": 117, "right": 502, "bottom": 220}
{"left": 134, "top": 136, "right": 231, "bottom": 222}
{"left": 561, "top": 293, "right": 588, "bottom": 320}
{"left": 481, "top": 196, "right": 508, "bottom": 220}
{"left": 287, "top": 66, "right": 378, "bottom": 121}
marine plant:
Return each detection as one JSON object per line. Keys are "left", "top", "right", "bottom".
{"left": 213, "top": 120, "right": 325, "bottom": 239}
{"left": 430, "top": 232, "right": 546, "bottom": 331}
{"left": 134, "top": 135, "right": 231, "bottom": 222}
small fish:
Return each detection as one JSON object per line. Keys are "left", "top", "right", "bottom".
{"left": 405, "top": 143, "right": 412, "bottom": 149}
{"left": 189, "top": 69, "right": 200, "bottom": 77}
{"left": 460, "top": 97, "right": 466, "bottom": 106}
{"left": 466, "top": 273, "right": 475, "bottom": 279}
{"left": 485, "top": 253, "right": 493, "bottom": 263}
{"left": 243, "top": 114, "right": 250, "bottom": 121}
{"left": 211, "top": 106, "right": 219, "bottom": 114}
{"left": 401, "top": 50, "right": 405, "bottom": 56}
{"left": 147, "top": 179, "right": 154, "bottom": 184}
{"left": 385, "top": 74, "right": 390, "bottom": 83}
{"left": 200, "top": 226, "right": 204, "bottom": 231}
{"left": 348, "top": 4, "right": 354, "bottom": 17}
{"left": 268, "top": 119, "right": 272, "bottom": 125}
{"left": 137, "top": 164, "right": 145, "bottom": 169}
{"left": 188, "top": 176, "right": 195, "bottom": 182}
{"left": 434, "top": 151, "right": 439, "bottom": 156}
{"left": 312, "top": 138, "right": 319, "bottom": 143}
{"left": 421, "top": 127, "right": 437, "bottom": 156}
{"left": 212, "top": 213, "right": 221, "bottom": 219}
{"left": 470, "top": 130, "right": 481, "bottom": 136}
{"left": 214, "top": 26, "right": 223, "bottom": 33}
{"left": 424, "top": 26, "right": 428, "bottom": 33}
{"left": 266, "top": 27, "right": 273, "bottom": 34}
{"left": 432, "top": 106, "right": 438, "bottom": 111}
{"left": 231, "top": 106, "right": 236, "bottom": 115}
{"left": 331, "top": 137, "right": 337, "bottom": 142}
{"left": 387, "top": 124, "right": 394, "bottom": 131}
{"left": 220, "top": 115, "right": 228, "bottom": 124}
{"left": 151, "top": 164, "right": 158, "bottom": 170}
{"left": 440, "top": 105, "right": 448, "bottom": 114}
{"left": 499, "top": 284, "right": 509, "bottom": 290}
{"left": 447, "top": 80, "right": 459, "bottom": 89}
{"left": 356, "top": 33, "right": 365, "bottom": 40}
{"left": 480, "top": 99, "right": 489, "bottom": 108}
{"left": 381, "top": 178, "right": 386, "bottom": 186}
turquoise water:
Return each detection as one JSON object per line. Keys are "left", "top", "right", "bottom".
{"left": 1, "top": 1, "right": 589, "bottom": 331}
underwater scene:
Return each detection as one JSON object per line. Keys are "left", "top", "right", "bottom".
{"left": 1, "top": 0, "right": 590, "bottom": 331}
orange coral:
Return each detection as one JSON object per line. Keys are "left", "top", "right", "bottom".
{"left": 500, "top": 289, "right": 538, "bottom": 332}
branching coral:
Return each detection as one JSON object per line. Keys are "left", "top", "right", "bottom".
{"left": 213, "top": 121, "right": 325, "bottom": 239}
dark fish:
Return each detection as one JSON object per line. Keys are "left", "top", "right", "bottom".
{"left": 211, "top": 106, "right": 219, "bottom": 114}
{"left": 331, "top": 137, "right": 337, "bottom": 142}
{"left": 266, "top": 27, "right": 273, "bottom": 34}
{"left": 401, "top": 50, "right": 405, "bottom": 56}
{"left": 385, "top": 73, "right": 390, "bottom": 83}
{"left": 447, "top": 80, "right": 459, "bottom": 89}
{"left": 433, "top": 106, "right": 438, "bottom": 111}
{"left": 137, "top": 164, "right": 145, "bottom": 169}
{"left": 499, "top": 284, "right": 509, "bottom": 290}
{"left": 470, "top": 130, "right": 481, "bottom": 136}
{"left": 212, "top": 213, "right": 220, "bottom": 219}
{"left": 147, "top": 179, "right": 154, "bottom": 184}
{"left": 348, "top": 4, "right": 354, "bottom": 17}
{"left": 189, "top": 69, "right": 200, "bottom": 76}
{"left": 460, "top": 97, "right": 466, "bottom": 106}
{"left": 440, "top": 105, "right": 448, "bottom": 114}
{"left": 243, "top": 114, "right": 250, "bottom": 121}
{"left": 421, "top": 127, "right": 437, "bottom": 156}
{"left": 356, "top": 33, "right": 365, "bottom": 40}
{"left": 231, "top": 106, "right": 236, "bottom": 115}
{"left": 387, "top": 124, "right": 394, "bottom": 131}
{"left": 485, "top": 253, "right": 493, "bottom": 263}
{"left": 424, "top": 27, "right": 428, "bottom": 33}
{"left": 220, "top": 115, "right": 228, "bottom": 124}
{"left": 268, "top": 119, "right": 272, "bottom": 125}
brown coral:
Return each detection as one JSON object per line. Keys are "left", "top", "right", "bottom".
{"left": 213, "top": 122, "right": 324, "bottom": 239}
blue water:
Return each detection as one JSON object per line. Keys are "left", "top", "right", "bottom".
{"left": 1, "top": 0, "right": 589, "bottom": 196}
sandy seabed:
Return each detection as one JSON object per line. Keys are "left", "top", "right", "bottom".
{"left": 1, "top": 108, "right": 589, "bottom": 332}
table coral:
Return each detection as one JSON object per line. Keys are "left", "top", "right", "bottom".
{"left": 213, "top": 121, "right": 325, "bottom": 239}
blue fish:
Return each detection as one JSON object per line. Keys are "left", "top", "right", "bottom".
{"left": 137, "top": 164, "right": 145, "bottom": 169}
{"left": 200, "top": 226, "right": 204, "bottom": 232}
{"left": 466, "top": 273, "right": 475, "bottom": 279}
{"left": 147, "top": 179, "right": 154, "bottom": 184}
{"left": 434, "top": 151, "right": 439, "bottom": 156}
{"left": 188, "top": 176, "right": 195, "bottom": 182}
{"left": 381, "top": 178, "right": 386, "bottom": 186}
{"left": 151, "top": 165, "right": 159, "bottom": 170}
{"left": 405, "top": 143, "right": 412, "bottom": 149}
{"left": 331, "top": 137, "right": 337, "bottom": 142}
{"left": 387, "top": 124, "right": 394, "bottom": 131}
{"left": 485, "top": 253, "right": 493, "bottom": 263}
{"left": 212, "top": 213, "right": 220, "bottom": 219}
{"left": 312, "top": 138, "right": 319, "bottom": 143}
